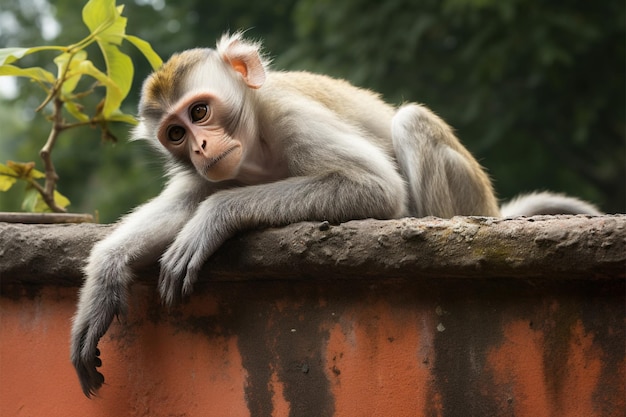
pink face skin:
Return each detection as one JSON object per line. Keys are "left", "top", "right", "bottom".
{"left": 157, "top": 93, "right": 244, "bottom": 182}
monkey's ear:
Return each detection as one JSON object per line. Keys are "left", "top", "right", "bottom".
{"left": 218, "top": 35, "right": 266, "bottom": 89}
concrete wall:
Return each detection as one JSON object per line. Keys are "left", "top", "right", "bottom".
{"left": 1, "top": 216, "right": 624, "bottom": 416}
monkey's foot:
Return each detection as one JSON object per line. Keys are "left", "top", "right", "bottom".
{"left": 72, "top": 344, "right": 105, "bottom": 397}
{"left": 70, "top": 283, "right": 124, "bottom": 397}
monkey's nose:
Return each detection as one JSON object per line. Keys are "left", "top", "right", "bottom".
{"left": 194, "top": 139, "right": 208, "bottom": 154}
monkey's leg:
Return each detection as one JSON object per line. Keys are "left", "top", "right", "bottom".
{"left": 71, "top": 174, "right": 209, "bottom": 396}
{"left": 391, "top": 104, "right": 500, "bottom": 218}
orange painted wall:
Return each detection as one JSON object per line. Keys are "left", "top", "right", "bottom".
{"left": 1, "top": 278, "right": 624, "bottom": 417}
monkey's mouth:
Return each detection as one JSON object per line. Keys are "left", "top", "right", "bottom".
{"left": 205, "top": 146, "right": 240, "bottom": 170}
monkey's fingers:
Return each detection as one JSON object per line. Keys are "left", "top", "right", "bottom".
{"left": 94, "top": 348, "right": 103, "bottom": 367}
{"left": 76, "top": 351, "right": 105, "bottom": 397}
{"left": 158, "top": 267, "right": 185, "bottom": 307}
{"left": 71, "top": 330, "right": 106, "bottom": 397}
{"left": 180, "top": 250, "right": 208, "bottom": 298}
{"left": 158, "top": 248, "right": 189, "bottom": 306}
{"left": 182, "top": 274, "right": 196, "bottom": 298}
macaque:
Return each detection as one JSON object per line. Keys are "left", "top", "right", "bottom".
{"left": 70, "top": 32, "right": 601, "bottom": 397}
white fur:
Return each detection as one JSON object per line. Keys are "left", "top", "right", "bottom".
{"left": 501, "top": 191, "right": 602, "bottom": 217}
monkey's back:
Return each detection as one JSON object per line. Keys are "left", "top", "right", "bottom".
{"left": 262, "top": 71, "right": 396, "bottom": 148}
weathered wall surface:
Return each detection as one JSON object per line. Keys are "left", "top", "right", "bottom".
{"left": 0, "top": 216, "right": 624, "bottom": 417}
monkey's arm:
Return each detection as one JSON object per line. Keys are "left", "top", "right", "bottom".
{"left": 70, "top": 171, "right": 211, "bottom": 397}
{"left": 158, "top": 112, "right": 408, "bottom": 305}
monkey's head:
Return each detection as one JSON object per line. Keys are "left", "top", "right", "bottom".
{"left": 133, "top": 33, "right": 268, "bottom": 182}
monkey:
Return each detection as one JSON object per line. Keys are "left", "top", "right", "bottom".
{"left": 70, "top": 32, "right": 601, "bottom": 397}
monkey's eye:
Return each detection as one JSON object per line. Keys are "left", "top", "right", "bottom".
{"left": 190, "top": 103, "right": 209, "bottom": 123}
{"left": 167, "top": 125, "right": 186, "bottom": 143}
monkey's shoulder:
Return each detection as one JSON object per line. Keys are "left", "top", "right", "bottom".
{"left": 262, "top": 71, "right": 394, "bottom": 120}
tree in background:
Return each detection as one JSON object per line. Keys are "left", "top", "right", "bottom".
{"left": 284, "top": 0, "right": 625, "bottom": 212}
{"left": 0, "top": 0, "right": 623, "bottom": 222}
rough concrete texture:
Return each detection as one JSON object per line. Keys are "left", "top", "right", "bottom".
{"left": 0, "top": 215, "right": 624, "bottom": 285}
{"left": 0, "top": 215, "right": 624, "bottom": 417}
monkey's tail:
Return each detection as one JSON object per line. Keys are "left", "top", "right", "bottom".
{"left": 500, "top": 191, "right": 602, "bottom": 217}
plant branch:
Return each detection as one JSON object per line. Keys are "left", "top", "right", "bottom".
{"left": 38, "top": 97, "right": 67, "bottom": 213}
{"left": 36, "top": 52, "right": 76, "bottom": 114}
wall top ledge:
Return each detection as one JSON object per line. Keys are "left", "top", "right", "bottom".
{"left": 1, "top": 215, "right": 624, "bottom": 287}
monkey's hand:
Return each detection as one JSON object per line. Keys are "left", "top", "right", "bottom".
{"left": 159, "top": 199, "right": 231, "bottom": 306}
{"left": 70, "top": 258, "right": 130, "bottom": 397}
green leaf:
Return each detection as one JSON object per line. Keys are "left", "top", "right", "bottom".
{"left": 29, "top": 167, "right": 46, "bottom": 179}
{"left": 82, "top": 0, "right": 135, "bottom": 117}
{"left": 0, "top": 176, "right": 17, "bottom": 192}
{"left": 22, "top": 188, "right": 39, "bottom": 212}
{"left": 5, "top": 161, "right": 44, "bottom": 179}
{"left": 74, "top": 59, "right": 121, "bottom": 99}
{"left": 55, "top": 50, "right": 88, "bottom": 95}
{"left": 82, "top": 0, "right": 118, "bottom": 37}
{"left": 81, "top": 0, "right": 161, "bottom": 118}
{"left": 52, "top": 190, "right": 71, "bottom": 209}
{"left": 97, "top": 13, "right": 128, "bottom": 47}
{"left": 83, "top": 0, "right": 127, "bottom": 45}
{"left": 0, "top": 163, "right": 18, "bottom": 175}
{"left": 64, "top": 100, "right": 90, "bottom": 123}
{"left": 106, "top": 110, "right": 137, "bottom": 125}
{"left": 22, "top": 186, "right": 70, "bottom": 212}
{"left": 98, "top": 43, "right": 133, "bottom": 116}
{"left": 32, "top": 193, "right": 54, "bottom": 212}
{"left": 33, "top": 196, "right": 51, "bottom": 212}
{"left": 0, "top": 64, "right": 56, "bottom": 84}
{"left": 0, "top": 46, "right": 64, "bottom": 65}
{"left": 0, "top": 163, "right": 18, "bottom": 191}
{"left": 125, "top": 35, "right": 163, "bottom": 70}
{"left": 0, "top": 48, "right": 30, "bottom": 65}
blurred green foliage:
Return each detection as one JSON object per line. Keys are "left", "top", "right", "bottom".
{"left": 0, "top": 0, "right": 623, "bottom": 222}
{"left": 0, "top": 0, "right": 161, "bottom": 212}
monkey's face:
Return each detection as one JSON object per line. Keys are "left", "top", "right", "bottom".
{"left": 135, "top": 41, "right": 268, "bottom": 182}
{"left": 135, "top": 48, "right": 257, "bottom": 182}
{"left": 156, "top": 92, "right": 244, "bottom": 182}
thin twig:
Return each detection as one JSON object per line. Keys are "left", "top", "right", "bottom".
{"left": 38, "top": 97, "right": 66, "bottom": 213}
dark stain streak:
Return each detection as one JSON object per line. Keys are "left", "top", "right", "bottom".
{"left": 428, "top": 291, "right": 503, "bottom": 417}
{"left": 268, "top": 304, "right": 334, "bottom": 417}
{"left": 153, "top": 281, "right": 340, "bottom": 417}
{"left": 115, "top": 277, "right": 624, "bottom": 417}
{"left": 427, "top": 279, "right": 625, "bottom": 417}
